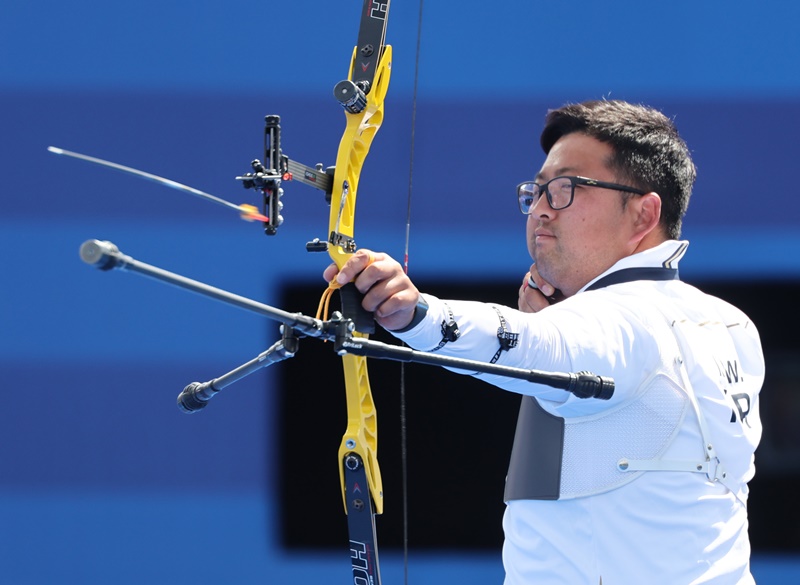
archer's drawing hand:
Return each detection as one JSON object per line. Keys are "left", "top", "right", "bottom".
{"left": 324, "top": 250, "right": 420, "bottom": 331}
{"left": 518, "top": 264, "right": 560, "bottom": 313}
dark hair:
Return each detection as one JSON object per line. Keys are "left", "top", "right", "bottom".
{"left": 540, "top": 100, "right": 696, "bottom": 239}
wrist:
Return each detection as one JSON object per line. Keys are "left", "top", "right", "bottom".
{"left": 392, "top": 296, "right": 429, "bottom": 333}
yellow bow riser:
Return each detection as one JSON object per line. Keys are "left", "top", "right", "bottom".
{"left": 331, "top": 45, "right": 392, "bottom": 516}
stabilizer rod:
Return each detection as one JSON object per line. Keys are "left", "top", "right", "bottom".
{"left": 79, "top": 239, "right": 614, "bottom": 400}
{"left": 79, "top": 239, "right": 326, "bottom": 338}
{"left": 177, "top": 331, "right": 300, "bottom": 413}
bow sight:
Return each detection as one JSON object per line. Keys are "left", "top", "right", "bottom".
{"left": 235, "top": 115, "right": 334, "bottom": 238}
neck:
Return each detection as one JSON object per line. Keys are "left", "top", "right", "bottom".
{"left": 559, "top": 233, "right": 670, "bottom": 298}
{"left": 632, "top": 230, "right": 668, "bottom": 256}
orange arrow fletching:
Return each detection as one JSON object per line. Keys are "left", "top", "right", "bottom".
{"left": 238, "top": 204, "right": 269, "bottom": 223}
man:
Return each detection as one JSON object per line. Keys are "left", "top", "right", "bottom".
{"left": 324, "top": 100, "right": 764, "bottom": 584}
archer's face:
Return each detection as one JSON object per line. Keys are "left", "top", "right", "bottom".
{"left": 526, "top": 133, "right": 638, "bottom": 297}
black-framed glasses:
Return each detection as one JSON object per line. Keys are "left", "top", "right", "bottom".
{"left": 517, "top": 175, "right": 647, "bottom": 214}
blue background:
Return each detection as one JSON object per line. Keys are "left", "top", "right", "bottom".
{"left": 2, "top": 0, "right": 799, "bottom": 583}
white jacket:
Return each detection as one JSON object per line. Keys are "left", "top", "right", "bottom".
{"left": 393, "top": 240, "right": 764, "bottom": 584}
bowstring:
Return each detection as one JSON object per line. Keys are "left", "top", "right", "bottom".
{"left": 401, "top": 1, "right": 425, "bottom": 583}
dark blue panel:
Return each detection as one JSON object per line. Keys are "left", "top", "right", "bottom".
{"left": 7, "top": 91, "right": 800, "bottom": 231}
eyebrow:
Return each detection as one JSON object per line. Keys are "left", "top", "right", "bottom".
{"left": 534, "top": 166, "right": 578, "bottom": 182}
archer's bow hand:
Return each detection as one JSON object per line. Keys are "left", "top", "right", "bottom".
{"left": 324, "top": 249, "right": 420, "bottom": 331}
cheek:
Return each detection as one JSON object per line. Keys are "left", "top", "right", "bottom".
{"left": 525, "top": 216, "right": 539, "bottom": 257}
{"left": 573, "top": 208, "right": 624, "bottom": 253}
{"left": 526, "top": 214, "right": 536, "bottom": 237}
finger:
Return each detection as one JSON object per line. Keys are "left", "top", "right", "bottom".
{"left": 323, "top": 262, "right": 340, "bottom": 283}
{"left": 372, "top": 284, "right": 420, "bottom": 330}
{"left": 334, "top": 249, "right": 378, "bottom": 285}
{"left": 358, "top": 258, "right": 410, "bottom": 310}
{"left": 528, "top": 265, "right": 555, "bottom": 297}
{"left": 519, "top": 272, "right": 532, "bottom": 310}
{"left": 373, "top": 288, "right": 417, "bottom": 321}
{"left": 519, "top": 269, "right": 554, "bottom": 313}
{"left": 519, "top": 287, "right": 551, "bottom": 313}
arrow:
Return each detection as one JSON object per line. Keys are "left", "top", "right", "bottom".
{"left": 48, "top": 146, "right": 269, "bottom": 223}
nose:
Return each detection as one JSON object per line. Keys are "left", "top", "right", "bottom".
{"left": 529, "top": 189, "right": 553, "bottom": 219}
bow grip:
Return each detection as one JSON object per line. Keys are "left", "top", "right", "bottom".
{"left": 339, "top": 282, "right": 376, "bottom": 334}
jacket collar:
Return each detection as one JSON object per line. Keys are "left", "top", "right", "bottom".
{"left": 580, "top": 240, "right": 688, "bottom": 293}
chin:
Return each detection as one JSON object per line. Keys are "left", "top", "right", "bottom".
{"left": 534, "top": 254, "right": 562, "bottom": 283}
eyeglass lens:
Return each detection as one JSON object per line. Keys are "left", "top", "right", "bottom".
{"left": 518, "top": 177, "right": 574, "bottom": 213}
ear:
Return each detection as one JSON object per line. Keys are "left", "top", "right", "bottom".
{"left": 629, "top": 192, "right": 662, "bottom": 244}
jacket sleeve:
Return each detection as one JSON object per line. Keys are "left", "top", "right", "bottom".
{"left": 391, "top": 292, "right": 663, "bottom": 416}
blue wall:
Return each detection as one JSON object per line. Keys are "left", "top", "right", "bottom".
{"left": 2, "top": 1, "right": 800, "bottom": 583}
